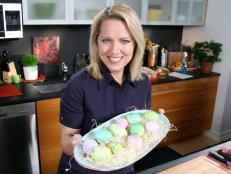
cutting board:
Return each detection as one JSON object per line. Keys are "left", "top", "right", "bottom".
{"left": 0, "top": 85, "right": 22, "bottom": 98}
{"left": 158, "top": 156, "right": 231, "bottom": 174}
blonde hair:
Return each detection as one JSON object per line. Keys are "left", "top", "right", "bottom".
{"left": 87, "top": 3, "right": 145, "bottom": 81}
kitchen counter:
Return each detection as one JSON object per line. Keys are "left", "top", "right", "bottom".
{"left": 136, "top": 140, "right": 231, "bottom": 174}
{"left": 0, "top": 75, "right": 69, "bottom": 106}
{"left": 0, "top": 72, "right": 220, "bottom": 106}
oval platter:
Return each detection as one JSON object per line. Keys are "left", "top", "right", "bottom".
{"left": 74, "top": 109, "right": 170, "bottom": 171}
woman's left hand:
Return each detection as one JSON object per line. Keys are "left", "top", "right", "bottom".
{"left": 158, "top": 108, "right": 165, "bottom": 114}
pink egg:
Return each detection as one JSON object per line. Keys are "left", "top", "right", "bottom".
{"left": 145, "top": 121, "right": 160, "bottom": 133}
{"left": 82, "top": 138, "right": 98, "bottom": 154}
{"left": 116, "top": 117, "right": 128, "bottom": 128}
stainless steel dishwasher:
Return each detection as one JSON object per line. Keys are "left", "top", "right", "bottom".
{"left": 0, "top": 102, "right": 40, "bottom": 174}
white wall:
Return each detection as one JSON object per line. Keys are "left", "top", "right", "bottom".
{"left": 182, "top": 0, "right": 231, "bottom": 141}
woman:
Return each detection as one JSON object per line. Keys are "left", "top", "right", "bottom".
{"left": 58, "top": 4, "right": 151, "bottom": 174}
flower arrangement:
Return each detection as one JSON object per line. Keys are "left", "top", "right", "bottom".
{"left": 145, "top": 36, "right": 154, "bottom": 52}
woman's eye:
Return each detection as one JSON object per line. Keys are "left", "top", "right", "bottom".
{"left": 120, "top": 40, "right": 130, "bottom": 44}
{"left": 102, "top": 39, "right": 110, "bottom": 43}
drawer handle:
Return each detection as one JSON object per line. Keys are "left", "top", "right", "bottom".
{"left": 199, "top": 92, "right": 206, "bottom": 96}
{"left": 161, "top": 87, "right": 170, "bottom": 91}
{"left": 202, "top": 80, "right": 208, "bottom": 84}
{"left": 19, "top": 110, "right": 30, "bottom": 113}
{"left": 0, "top": 113, "right": 7, "bottom": 117}
{"left": 196, "top": 114, "right": 202, "bottom": 118}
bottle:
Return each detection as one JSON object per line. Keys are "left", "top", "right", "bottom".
{"left": 181, "top": 52, "right": 187, "bottom": 74}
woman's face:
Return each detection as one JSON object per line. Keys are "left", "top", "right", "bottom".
{"left": 97, "top": 19, "right": 135, "bottom": 75}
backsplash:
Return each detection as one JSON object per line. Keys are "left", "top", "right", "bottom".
{"left": 0, "top": 25, "right": 182, "bottom": 74}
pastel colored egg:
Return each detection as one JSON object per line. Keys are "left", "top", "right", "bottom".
{"left": 143, "top": 111, "right": 159, "bottom": 121}
{"left": 108, "top": 143, "right": 123, "bottom": 154}
{"left": 82, "top": 138, "right": 98, "bottom": 154}
{"left": 90, "top": 145, "right": 112, "bottom": 161}
{"left": 94, "top": 129, "right": 113, "bottom": 143}
{"left": 109, "top": 124, "right": 128, "bottom": 137}
{"left": 115, "top": 117, "right": 129, "bottom": 128}
{"left": 145, "top": 121, "right": 160, "bottom": 133}
{"left": 130, "top": 123, "right": 145, "bottom": 136}
{"left": 126, "top": 113, "right": 141, "bottom": 124}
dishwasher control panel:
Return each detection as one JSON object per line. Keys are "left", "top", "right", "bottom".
{"left": 0, "top": 102, "right": 35, "bottom": 119}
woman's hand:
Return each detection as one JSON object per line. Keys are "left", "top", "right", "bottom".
{"left": 60, "top": 124, "right": 82, "bottom": 156}
{"left": 71, "top": 134, "right": 82, "bottom": 147}
{"left": 158, "top": 108, "right": 165, "bottom": 115}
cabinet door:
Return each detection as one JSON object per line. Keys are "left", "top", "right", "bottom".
{"left": 190, "top": 0, "right": 207, "bottom": 25}
{"left": 72, "top": 0, "right": 108, "bottom": 24}
{"left": 36, "top": 98, "right": 62, "bottom": 174}
{"left": 113, "top": 0, "right": 143, "bottom": 23}
{"left": 22, "top": 0, "right": 68, "bottom": 25}
{"left": 174, "top": 0, "right": 191, "bottom": 24}
{"left": 146, "top": 0, "right": 173, "bottom": 25}
{"left": 174, "top": 0, "right": 207, "bottom": 25}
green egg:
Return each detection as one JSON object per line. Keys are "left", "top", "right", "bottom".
{"left": 130, "top": 123, "right": 145, "bottom": 136}
{"left": 143, "top": 111, "right": 159, "bottom": 121}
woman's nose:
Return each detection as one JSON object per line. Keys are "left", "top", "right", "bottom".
{"left": 110, "top": 41, "right": 120, "bottom": 53}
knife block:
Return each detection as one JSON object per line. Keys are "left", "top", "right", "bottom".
{"left": 2, "top": 62, "right": 17, "bottom": 83}
{"left": 8, "top": 62, "right": 17, "bottom": 76}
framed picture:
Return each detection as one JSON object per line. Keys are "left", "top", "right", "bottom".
{"left": 33, "top": 35, "right": 60, "bottom": 64}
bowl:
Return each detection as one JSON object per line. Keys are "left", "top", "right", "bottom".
{"left": 34, "top": 2, "right": 55, "bottom": 19}
{"left": 149, "top": 76, "right": 158, "bottom": 84}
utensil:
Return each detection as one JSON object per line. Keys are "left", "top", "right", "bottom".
{"left": 208, "top": 151, "right": 231, "bottom": 170}
{"left": 217, "top": 150, "right": 231, "bottom": 162}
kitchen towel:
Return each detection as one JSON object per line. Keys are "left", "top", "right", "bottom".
{"left": 0, "top": 85, "right": 22, "bottom": 98}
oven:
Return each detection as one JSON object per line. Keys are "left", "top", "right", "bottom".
{"left": 0, "top": 3, "right": 23, "bottom": 39}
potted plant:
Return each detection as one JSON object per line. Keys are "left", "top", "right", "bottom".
{"left": 191, "top": 40, "right": 223, "bottom": 73}
{"left": 20, "top": 54, "right": 38, "bottom": 80}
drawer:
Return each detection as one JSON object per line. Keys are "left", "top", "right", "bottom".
{"left": 151, "top": 89, "right": 187, "bottom": 110}
{"left": 152, "top": 81, "right": 187, "bottom": 93}
{"left": 186, "top": 88, "right": 217, "bottom": 106}
{"left": 187, "top": 77, "right": 219, "bottom": 89}
{"left": 166, "top": 105, "right": 213, "bottom": 127}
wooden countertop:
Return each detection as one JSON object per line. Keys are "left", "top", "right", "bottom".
{"left": 137, "top": 140, "right": 231, "bottom": 174}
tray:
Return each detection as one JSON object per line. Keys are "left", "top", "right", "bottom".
{"left": 74, "top": 110, "right": 171, "bottom": 171}
{"left": 170, "top": 66, "right": 199, "bottom": 72}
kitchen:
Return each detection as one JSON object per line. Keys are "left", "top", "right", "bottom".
{"left": 0, "top": 0, "right": 231, "bottom": 174}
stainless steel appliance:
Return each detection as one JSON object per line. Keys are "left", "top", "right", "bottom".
{"left": 0, "top": 102, "right": 40, "bottom": 174}
{"left": 0, "top": 3, "right": 23, "bottom": 39}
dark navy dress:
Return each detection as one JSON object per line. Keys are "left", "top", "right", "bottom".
{"left": 58, "top": 68, "right": 151, "bottom": 174}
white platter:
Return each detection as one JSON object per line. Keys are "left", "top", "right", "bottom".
{"left": 74, "top": 109, "right": 170, "bottom": 171}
